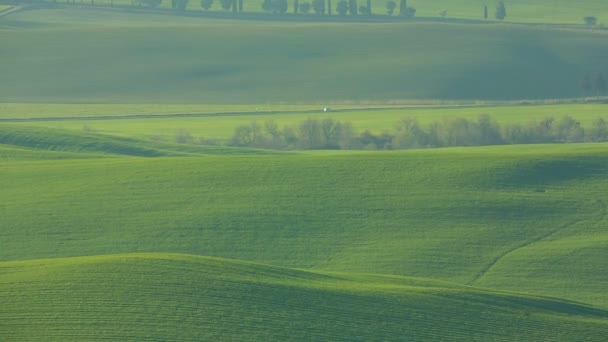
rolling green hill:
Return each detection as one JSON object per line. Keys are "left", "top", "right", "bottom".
{"left": 2, "top": 6, "right": 608, "bottom": 340}
{"left": 1, "top": 8, "right": 607, "bottom": 103}
{"left": 1, "top": 253, "right": 607, "bottom": 341}
{"left": 0, "top": 144, "right": 102, "bottom": 161}
{"left": 0, "top": 124, "right": 288, "bottom": 156}
{"left": 1, "top": 138, "right": 607, "bottom": 308}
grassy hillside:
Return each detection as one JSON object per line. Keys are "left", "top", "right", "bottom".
{"left": 1, "top": 9, "right": 607, "bottom": 103}
{"left": 1, "top": 253, "right": 607, "bottom": 341}
{"left": 1, "top": 141, "right": 607, "bottom": 307}
{"left": 17, "top": 0, "right": 608, "bottom": 24}
{"left": 0, "top": 125, "right": 288, "bottom": 156}
{"left": 3, "top": 5, "right": 608, "bottom": 340}
{"left": 0, "top": 144, "right": 103, "bottom": 161}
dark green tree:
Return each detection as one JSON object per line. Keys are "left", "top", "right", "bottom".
{"left": 294, "top": 0, "right": 299, "bottom": 12}
{"left": 172, "top": 0, "right": 188, "bottom": 10}
{"left": 584, "top": 16, "right": 597, "bottom": 26}
{"left": 231, "top": 122, "right": 263, "bottom": 147}
{"left": 477, "top": 114, "right": 503, "bottom": 145}
{"left": 298, "top": 118, "right": 322, "bottom": 149}
{"left": 348, "top": 0, "right": 357, "bottom": 15}
{"left": 403, "top": 6, "right": 415, "bottom": 17}
{"left": 587, "top": 118, "right": 608, "bottom": 142}
{"left": 299, "top": 1, "right": 311, "bottom": 12}
{"left": 138, "top": 0, "right": 161, "bottom": 7}
{"left": 262, "top": 0, "right": 288, "bottom": 13}
{"left": 277, "top": 0, "right": 288, "bottom": 12}
{"left": 336, "top": 0, "right": 347, "bottom": 15}
{"left": 386, "top": 0, "right": 396, "bottom": 15}
{"left": 312, "top": 0, "right": 325, "bottom": 14}
{"left": 495, "top": 1, "right": 506, "bottom": 20}
{"left": 399, "top": 0, "right": 405, "bottom": 16}
{"left": 393, "top": 118, "right": 429, "bottom": 149}
{"left": 175, "top": 129, "right": 193, "bottom": 144}
{"left": 553, "top": 116, "right": 584, "bottom": 143}
{"left": 220, "top": 0, "right": 232, "bottom": 9}
{"left": 200, "top": 0, "right": 213, "bottom": 10}
{"left": 484, "top": 5, "right": 488, "bottom": 19}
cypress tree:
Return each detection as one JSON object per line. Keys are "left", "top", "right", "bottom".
{"left": 399, "top": 0, "right": 406, "bottom": 16}
{"left": 495, "top": 1, "right": 506, "bottom": 20}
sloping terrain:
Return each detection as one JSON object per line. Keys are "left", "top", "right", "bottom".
{"left": 1, "top": 254, "right": 607, "bottom": 341}
{"left": 2, "top": 6, "right": 608, "bottom": 340}
{"left": 1, "top": 142, "right": 607, "bottom": 309}
{"left": 1, "top": 9, "right": 607, "bottom": 103}
{"left": 0, "top": 125, "right": 286, "bottom": 157}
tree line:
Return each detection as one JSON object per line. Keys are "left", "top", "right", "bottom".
{"left": 13, "top": 0, "right": 602, "bottom": 25}
{"left": 198, "top": 0, "right": 416, "bottom": 16}
{"left": 170, "top": 114, "right": 608, "bottom": 150}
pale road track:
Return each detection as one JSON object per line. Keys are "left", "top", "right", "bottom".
{"left": 0, "top": 105, "right": 486, "bottom": 123}
{"left": 467, "top": 199, "right": 607, "bottom": 285}
{"left": 0, "top": 5, "right": 23, "bottom": 17}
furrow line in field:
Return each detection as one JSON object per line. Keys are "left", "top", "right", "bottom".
{"left": 467, "top": 199, "right": 606, "bottom": 285}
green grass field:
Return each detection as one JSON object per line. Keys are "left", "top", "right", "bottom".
{"left": 3, "top": 103, "right": 607, "bottom": 141}
{"left": 34, "top": 0, "right": 608, "bottom": 24}
{"left": 2, "top": 133, "right": 608, "bottom": 307}
{"left": 2, "top": 6, "right": 608, "bottom": 340}
{"left": 1, "top": 8, "right": 608, "bottom": 103}
{"left": 1, "top": 254, "right": 607, "bottom": 341}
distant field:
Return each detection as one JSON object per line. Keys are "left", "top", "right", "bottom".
{"left": 5, "top": 103, "right": 607, "bottom": 141}
{"left": 1, "top": 9, "right": 607, "bottom": 103}
{"left": 0, "top": 102, "right": 400, "bottom": 119}
{"left": 36, "top": 0, "right": 608, "bottom": 24}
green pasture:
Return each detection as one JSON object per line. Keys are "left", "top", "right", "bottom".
{"left": 2, "top": 6, "right": 608, "bottom": 339}
{"left": 5, "top": 103, "right": 607, "bottom": 141}
{"left": 27, "top": 0, "right": 608, "bottom": 24}
{"left": 0, "top": 102, "right": 394, "bottom": 119}
{"left": 1, "top": 8, "right": 608, "bottom": 103}
{"left": 407, "top": 0, "right": 608, "bottom": 24}
{"left": 1, "top": 254, "right": 607, "bottom": 341}
{"left": 1, "top": 139, "right": 607, "bottom": 307}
